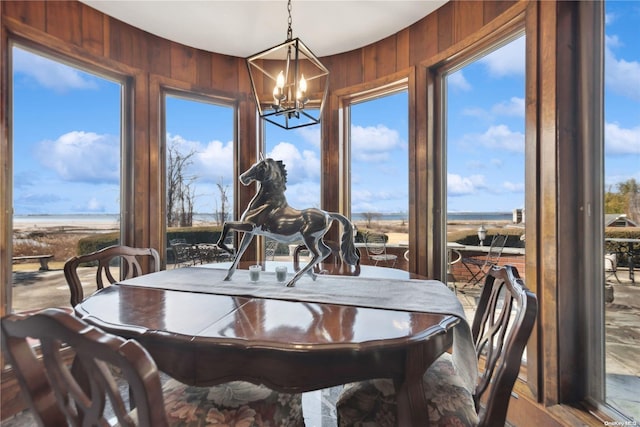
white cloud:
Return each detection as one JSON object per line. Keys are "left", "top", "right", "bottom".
{"left": 295, "top": 126, "right": 321, "bottom": 149}
{"left": 86, "top": 197, "right": 105, "bottom": 212}
{"left": 267, "top": 142, "right": 320, "bottom": 185}
{"left": 502, "top": 181, "right": 525, "bottom": 193}
{"left": 448, "top": 70, "right": 471, "bottom": 91}
{"left": 447, "top": 173, "right": 486, "bottom": 195}
{"left": 491, "top": 97, "right": 525, "bottom": 117}
{"left": 37, "top": 131, "right": 119, "bottom": 183}
{"left": 351, "top": 124, "right": 403, "bottom": 162}
{"left": 479, "top": 36, "right": 526, "bottom": 77}
{"left": 471, "top": 124, "right": 524, "bottom": 153}
{"left": 605, "top": 12, "right": 616, "bottom": 26}
{"left": 605, "top": 35, "right": 640, "bottom": 101}
{"left": 13, "top": 48, "right": 98, "bottom": 93}
{"left": 605, "top": 122, "right": 640, "bottom": 154}
{"left": 195, "top": 139, "right": 235, "bottom": 183}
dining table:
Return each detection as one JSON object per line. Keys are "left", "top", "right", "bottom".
{"left": 74, "top": 263, "right": 477, "bottom": 426}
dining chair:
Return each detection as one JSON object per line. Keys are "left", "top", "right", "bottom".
{"left": 364, "top": 233, "right": 397, "bottom": 267}
{"left": 336, "top": 264, "right": 538, "bottom": 427}
{"left": 1, "top": 308, "right": 305, "bottom": 427}
{"left": 460, "top": 233, "right": 508, "bottom": 287}
{"left": 64, "top": 244, "right": 161, "bottom": 306}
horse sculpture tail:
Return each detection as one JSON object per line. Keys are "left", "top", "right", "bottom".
{"left": 329, "top": 213, "right": 361, "bottom": 266}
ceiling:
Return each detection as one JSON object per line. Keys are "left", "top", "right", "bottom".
{"left": 81, "top": 1, "right": 448, "bottom": 58}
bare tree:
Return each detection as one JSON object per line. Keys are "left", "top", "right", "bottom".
{"left": 361, "top": 212, "right": 382, "bottom": 228}
{"left": 167, "top": 144, "right": 197, "bottom": 227}
{"left": 215, "top": 177, "right": 230, "bottom": 225}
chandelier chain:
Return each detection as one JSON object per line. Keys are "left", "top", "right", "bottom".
{"left": 287, "top": 0, "right": 293, "bottom": 40}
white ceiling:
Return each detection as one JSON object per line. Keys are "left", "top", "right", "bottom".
{"left": 81, "top": 1, "right": 448, "bottom": 58}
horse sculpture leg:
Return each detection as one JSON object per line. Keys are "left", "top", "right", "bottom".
{"left": 216, "top": 221, "right": 256, "bottom": 281}
{"left": 286, "top": 236, "right": 332, "bottom": 287}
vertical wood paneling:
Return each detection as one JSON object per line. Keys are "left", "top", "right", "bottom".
{"left": 148, "top": 34, "right": 171, "bottom": 76}
{"left": 396, "top": 28, "right": 410, "bottom": 71}
{"left": 170, "top": 43, "right": 196, "bottom": 83}
{"left": 212, "top": 54, "right": 240, "bottom": 93}
{"left": 483, "top": 0, "right": 516, "bottom": 25}
{"left": 195, "top": 49, "right": 212, "bottom": 87}
{"left": 3, "top": 1, "right": 45, "bottom": 30}
{"left": 108, "top": 18, "right": 134, "bottom": 65}
{"left": 362, "top": 44, "right": 377, "bottom": 83}
{"left": 45, "top": 1, "right": 81, "bottom": 46}
{"left": 453, "top": 1, "right": 484, "bottom": 44}
{"left": 437, "top": 2, "right": 454, "bottom": 53}
{"left": 409, "top": 12, "right": 438, "bottom": 66}
{"left": 80, "top": 4, "right": 104, "bottom": 57}
{"left": 376, "top": 35, "right": 397, "bottom": 78}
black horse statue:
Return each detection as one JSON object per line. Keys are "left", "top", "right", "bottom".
{"left": 217, "top": 157, "right": 360, "bottom": 287}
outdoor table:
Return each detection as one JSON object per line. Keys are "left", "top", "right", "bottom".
{"left": 74, "top": 265, "right": 477, "bottom": 426}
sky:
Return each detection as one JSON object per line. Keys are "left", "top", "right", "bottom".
{"left": 11, "top": 1, "right": 639, "bottom": 217}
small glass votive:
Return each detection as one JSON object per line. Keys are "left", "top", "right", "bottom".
{"left": 249, "top": 265, "right": 261, "bottom": 282}
{"left": 275, "top": 266, "right": 288, "bottom": 283}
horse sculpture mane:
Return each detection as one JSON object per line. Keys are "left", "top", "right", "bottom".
{"left": 217, "top": 157, "right": 359, "bottom": 287}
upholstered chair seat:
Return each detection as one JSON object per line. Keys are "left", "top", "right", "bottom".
{"left": 337, "top": 354, "right": 478, "bottom": 426}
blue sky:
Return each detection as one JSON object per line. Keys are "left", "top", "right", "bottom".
{"left": 11, "top": 1, "right": 639, "bottom": 217}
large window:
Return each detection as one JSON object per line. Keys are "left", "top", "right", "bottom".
{"left": 602, "top": 0, "right": 640, "bottom": 420}
{"left": 349, "top": 90, "right": 409, "bottom": 270}
{"left": 164, "top": 93, "right": 235, "bottom": 266}
{"left": 11, "top": 45, "right": 122, "bottom": 313}
{"left": 445, "top": 35, "right": 526, "bottom": 321}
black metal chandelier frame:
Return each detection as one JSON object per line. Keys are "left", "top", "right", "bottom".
{"left": 246, "top": 0, "right": 329, "bottom": 130}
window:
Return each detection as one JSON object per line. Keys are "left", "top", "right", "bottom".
{"left": 164, "top": 93, "right": 235, "bottom": 266}
{"left": 603, "top": 0, "right": 640, "bottom": 419}
{"left": 11, "top": 45, "right": 122, "bottom": 313}
{"left": 348, "top": 90, "right": 409, "bottom": 270}
{"left": 444, "top": 35, "right": 526, "bottom": 320}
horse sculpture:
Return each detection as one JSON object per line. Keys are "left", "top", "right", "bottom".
{"left": 217, "top": 157, "right": 360, "bottom": 287}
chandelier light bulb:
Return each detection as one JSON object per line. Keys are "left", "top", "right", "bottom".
{"left": 276, "top": 71, "right": 285, "bottom": 89}
{"left": 299, "top": 74, "right": 307, "bottom": 93}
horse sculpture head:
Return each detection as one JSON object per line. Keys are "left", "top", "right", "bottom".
{"left": 240, "top": 158, "right": 288, "bottom": 189}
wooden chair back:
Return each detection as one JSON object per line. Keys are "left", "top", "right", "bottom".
{"left": 473, "top": 265, "right": 538, "bottom": 426}
{"left": 64, "top": 245, "right": 160, "bottom": 306}
{"left": 0, "top": 308, "right": 168, "bottom": 427}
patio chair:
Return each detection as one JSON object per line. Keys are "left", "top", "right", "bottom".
{"left": 1, "top": 308, "right": 304, "bottom": 427}
{"left": 64, "top": 245, "right": 160, "bottom": 306}
{"left": 336, "top": 264, "right": 538, "bottom": 427}
{"left": 460, "top": 233, "right": 508, "bottom": 287}
{"left": 168, "top": 239, "right": 194, "bottom": 268}
{"left": 265, "top": 238, "right": 279, "bottom": 260}
{"left": 364, "top": 233, "right": 397, "bottom": 267}
{"left": 605, "top": 252, "right": 621, "bottom": 283}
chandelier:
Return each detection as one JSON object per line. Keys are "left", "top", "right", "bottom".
{"left": 246, "top": 0, "right": 329, "bottom": 130}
